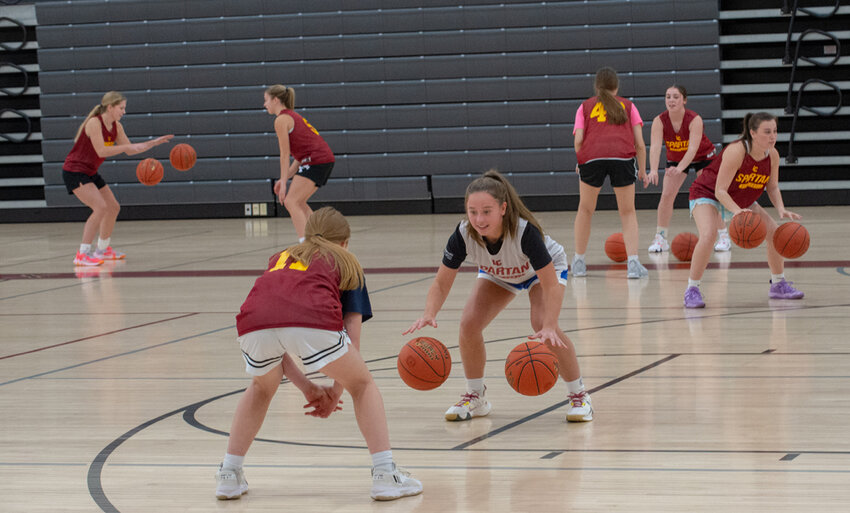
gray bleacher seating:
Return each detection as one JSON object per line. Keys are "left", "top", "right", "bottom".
{"left": 35, "top": 0, "right": 721, "bottom": 211}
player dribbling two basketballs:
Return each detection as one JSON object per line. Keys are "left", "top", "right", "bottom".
{"left": 404, "top": 169, "right": 593, "bottom": 423}
{"left": 684, "top": 112, "right": 804, "bottom": 308}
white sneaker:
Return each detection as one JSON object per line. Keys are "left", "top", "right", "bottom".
{"left": 445, "top": 389, "right": 491, "bottom": 421}
{"left": 648, "top": 233, "right": 669, "bottom": 253}
{"left": 627, "top": 259, "right": 648, "bottom": 279}
{"left": 566, "top": 392, "right": 593, "bottom": 422}
{"left": 571, "top": 255, "right": 587, "bottom": 277}
{"left": 215, "top": 465, "right": 248, "bottom": 500}
{"left": 370, "top": 464, "right": 423, "bottom": 501}
{"left": 714, "top": 231, "right": 731, "bottom": 252}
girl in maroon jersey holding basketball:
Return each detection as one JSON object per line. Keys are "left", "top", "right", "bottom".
{"left": 63, "top": 91, "right": 173, "bottom": 266}
{"left": 684, "top": 112, "right": 803, "bottom": 308}
{"left": 215, "top": 207, "right": 422, "bottom": 502}
{"left": 571, "top": 67, "right": 649, "bottom": 279}
{"left": 645, "top": 85, "right": 731, "bottom": 253}
{"left": 264, "top": 85, "right": 335, "bottom": 242}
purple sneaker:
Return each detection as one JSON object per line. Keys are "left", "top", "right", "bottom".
{"left": 769, "top": 279, "right": 804, "bottom": 299}
{"left": 684, "top": 286, "right": 705, "bottom": 308}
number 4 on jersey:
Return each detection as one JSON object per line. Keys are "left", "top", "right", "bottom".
{"left": 590, "top": 101, "right": 626, "bottom": 123}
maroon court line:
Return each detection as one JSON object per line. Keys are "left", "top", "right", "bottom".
{"left": 1, "top": 260, "right": 849, "bottom": 281}
{"left": 0, "top": 312, "right": 198, "bottom": 360}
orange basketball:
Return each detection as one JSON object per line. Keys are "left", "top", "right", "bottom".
{"left": 729, "top": 211, "right": 767, "bottom": 249}
{"left": 671, "top": 232, "right": 699, "bottom": 261}
{"left": 397, "top": 337, "right": 451, "bottom": 391}
{"left": 169, "top": 143, "right": 197, "bottom": 171}
{"left": 604, "top": 232, "right": 627, "bottom": 262}
{"left": 504, "top": 341, "right": 559, "bottom": 396}
{"left": 773, "top": 222, "right": 810, "bottom": 259}
{"left": 136, "top": 158, "right": 164, "bottom": 186}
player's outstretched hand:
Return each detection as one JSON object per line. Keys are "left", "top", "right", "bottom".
{"left": 403, "top": 316, "right": 437, "bottom": 335}
{"left": 779, "top": 209, "right": 802, "bottom": 221}
{"left": 529, "top": 327, "right": 568, "bottom": 349}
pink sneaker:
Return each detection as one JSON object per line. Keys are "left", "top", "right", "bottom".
{"left": 93, "top": 246, "right": 125, "bottom": 260}
{"left": 73, "top": 251, "right": 103, "bottom": 267}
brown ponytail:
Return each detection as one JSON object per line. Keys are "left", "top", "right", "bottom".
{"left": 463, "top": 169, "right": 544, "bottom": 247}
{"left": 594, "top": 67, "right": 628, "bottom": 125}
{"left": 737, "top": 112, "right": 777, "bottom": 147}
{"left": 265, "top": 84, "right": 296, "bottom": 110}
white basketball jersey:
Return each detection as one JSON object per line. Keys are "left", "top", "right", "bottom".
{"left": 458, "top": 218, "right": 568, "bottom": 284}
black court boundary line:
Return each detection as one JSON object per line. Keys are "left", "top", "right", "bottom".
{"left": 80, "top": 275, "right": 850, "bottom": 511}
{"left": 0, "top": 325, "right": 233, "bottom": 388}
{"left": 88, "top": 389, "right": 243, "bottom": 513}
{"left": 0, "top": 313, "right": 197, "bottom": 360}
{"left": 451, "top": 354, "right": 681, "bottom": 450}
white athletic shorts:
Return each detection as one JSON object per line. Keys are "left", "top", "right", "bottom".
{"left": 477, "top": 268, "right": 569, "bottom": 295}
{"left": 237, "top": 327, "right": 350, "bottom": 376}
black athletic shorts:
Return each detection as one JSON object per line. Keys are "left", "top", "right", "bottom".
{"left": 296, "top": 162, "right": 334, "bottom": 187}
{"left": 667, "top": 159, "right": 712, "bottom": 174}
{"left": 63, "top": 170, "right": 106, "bottom": 194}
{"left": 577, "top": 158, "right": 638, "bottom": 188}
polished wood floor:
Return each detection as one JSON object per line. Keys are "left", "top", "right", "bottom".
{"left": 2, "top": 206, "right": 849, "bottom": 512}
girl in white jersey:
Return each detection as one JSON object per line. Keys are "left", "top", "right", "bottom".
{"left": 404, "top": 170, "right": 592, "bottom": 423}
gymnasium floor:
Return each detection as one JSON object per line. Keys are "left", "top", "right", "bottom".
{"left": 1, "top": 206, "right": 849, "bottom": 512}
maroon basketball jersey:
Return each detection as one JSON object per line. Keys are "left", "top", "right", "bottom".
{"left": 63, "top": 115, "right": 118, "bottom": 176}
{"left": 660, "top": 109, "right": 716, "bottom": 163}
{"left": 576, "top": 96, "right": 639, "bottom": 164}
{"left": 236, "top": 252, "right": 344, "bottom": 336}
{"left": 281, "top": 109, "right": 334, "bottom": 165}
{"left": 689, "top": 144, "right": 772, "bottom": 208}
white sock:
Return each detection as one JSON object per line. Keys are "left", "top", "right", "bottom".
{"left": 771, "top": 274, "right": 785, "bottom": 283}
{"left": 573, "top": 253, "right": 585, "bottom": 261}
{"left": 688, "top": 279, "right": 701, "bottom": 288}
{"left": 718, "top": 228, "right": 728, "bottom": 236}
{"left": 628, "top": 255, "right": 639, "bottom": 263}
{"left": 80, "top": 243, "right": 92, "bottom": 254}
{"left": 657, "top": 227, "right": 668, "bottom": 239}
{"left": 97, "top": 237, "right": 110, "bottom": 251}
{"left": 222, "top": 453, "right": 244, "bottom": 470}
{"left": 565, "top": 377, "right": 585, "bottom": 395}
{"left": 371, "top": 450, "right": 394, "bottom": 472}
{"left": 298, "top": 237, "right": 305, "bottom": 243}
{"left": 466, "top": 378, "right": 485, "bottom": 395}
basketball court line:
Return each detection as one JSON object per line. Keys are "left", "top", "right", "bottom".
{"left": 0, "top": 312, "right": 198, "bottom": 360}
{"left": 2, "top": 258, "right": 849, "bottom": 281}
{"left": 0, "top": 324, "right": 233, "bottom": 388}
{"left": 0, "top": 231, "right": 215, "bottom": 269}
{"left": 87, "top": 347, "right": 850, "bottom": 513}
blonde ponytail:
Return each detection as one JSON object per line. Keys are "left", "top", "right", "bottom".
{"left": 285, "top": 207, "right": 365, "bottom": 290}
{"left": 74, "top": 91, "right": 126, "bottom": 142}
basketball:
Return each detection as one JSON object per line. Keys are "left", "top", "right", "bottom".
{"left": 773, "top": 222, "right": 810, "bottom": 259}
{"left": 671, "top": 232, "right": 699, "bottom": 261}
{"left": 397, "top": 337, "right": 451, "bottom": 391}
{"left": 729, "top": 211, "right": 767, "bottom": 249}
{"left": 604, "top": 232, "right": 627, "bottom": 262}
{"left": 504, "top": 341, "right": 560, "bottom": 396}
{"left": 136, "top": 158, "right": 164, "bottom": 186}
{"left": 169, "top": 143, "right": 197, "bottom": 171}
